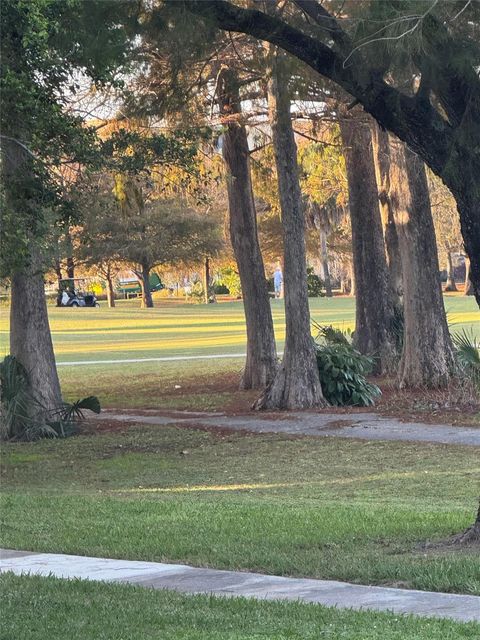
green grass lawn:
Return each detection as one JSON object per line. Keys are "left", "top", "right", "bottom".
{"left": 2, "top": 573, "right": 478, "bottom": 640}
{"left": 1, "top": 423, "right": 479, "bottom": 594}
{"left": 1, "top": 295, "right": 477, "bottom": 363}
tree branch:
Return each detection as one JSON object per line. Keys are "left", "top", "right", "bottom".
{"left": 180, "top": 0, "right": 453, "bottom": 176}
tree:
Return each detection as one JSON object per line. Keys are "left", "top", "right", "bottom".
{"left": 255, "top": 50, "right": 325, "bottom": 409}
{"left": 181, "top": 0, "right": 480, "bottom": 307}
{"left": 386, "top": 135, "right": 456, "bottom": 387}
{"left": 112, "top": 176, "right": 222, "bottom": 308}
{"left": 1, "top": 0, "right": 132, "bottom": 413}
{"left": 339, "top": 113, "right": 397, "bottom": 373}
{"left": 218, "top": 69, "right": 278, "bottom": 390}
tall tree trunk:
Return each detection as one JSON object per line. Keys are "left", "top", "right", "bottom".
{"left": 371, "top": 125, "right": 403, "bottom": 313}
{"left": 2, "top": 137, "right": 62, "bottom": 414}
{"left": 65, "top": 228, "right": 75, "bottom": 279}
{"left": 10, "top": 251, "right": 62, "bottom": 413}
{"left": 138, "top": 264, "right": 153, "bottom": 308}
{"left": 319, "top": 230, "right": 333, "bottom": 297}
{"left": 105, "top": 267, "right": 116, "bottom": 308}
{"left": 255, "top": 54, "right": 325, "bottom": 410}
{"left": 218, "top": 69, "right": 277, "bottom": 390}
{"left": 203, "top": 256, "right": 211, "bottom": 304}
{"left": 387, "top": 136, "right": 456, "bottom": 387}
{"left": 340, "top": 115, "right": 396, "bottom": 373}
{"left": 464, "top": 257, "right": 474, "bottom": 296}
{"left": 444, "top": 251, "right": 457, "bottom": 292}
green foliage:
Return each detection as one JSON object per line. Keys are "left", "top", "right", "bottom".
{"left": 0, "top": 0, "right": 133, "bottom": 276}
{"left": 306, "top": 268, "right": 324, "bottom": 297}
{"left": 452, "top": 329, "right": 480, "bottom": 388}
{"left": 313, "top": 325, "right": 380, "bottom": 406}
{"left": 0, "top": 355, "right": 100, "bottom": 441}
{"left": 216, "top": 266, "right": 242, "bottom": 297}
{"left": 315, "top": 344, "right": 381, "bottom": 406}
{"left": 314, "top": 322, "right": 351, "bottom": 346}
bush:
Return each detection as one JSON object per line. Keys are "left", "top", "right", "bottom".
{"left": 313, "top": 324, "right": 380, "bottom": 406}
{"left": 314, "top": 322, "right": 351, "bottom": 346}
{"left": 452, "top": 329, "right": 480, "bottom": 388}
{"left": 315, "top": 343, "right": 381, "bottom": 406}
{"left": 0, "top": 355, "right": 100, "bottom": 441}
{"left": 216, "top": 267, "right": 242, "bottom": 298}
{"left": 307, "top": 268, "right": 324, "bottom": 297}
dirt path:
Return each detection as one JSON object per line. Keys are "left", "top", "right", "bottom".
{"left": 97, "top": 410, "right": 480, "bottom": 446}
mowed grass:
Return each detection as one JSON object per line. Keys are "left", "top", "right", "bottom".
{"left": 0, "top": 295, "right": 477, "bottom": 363}
{"left": 1, "top": 423, "right": 479, "bottom": 594}
{"left": 2, "top": 574, "right": 479, "bottom": 640}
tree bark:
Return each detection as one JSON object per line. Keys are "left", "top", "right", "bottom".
{"left": 203, "top": 256, "right": 211, "bottom": 304}
{"left": 371, "top": 125, "right": 403, "bottom": 313}
{"left": 255, "top": 54, "right": 325, "bottom": 410}
{"left": 138, "top": 264, "right": 154, "bottom": 308}
{"left": 105, "top": 267, "right": 116, "bottom": 308}
{"left": 2, "top": 137, "right": 62, "bottom": 414}
{"left": 66, "top": 256, "right": 75, "bottom": 279}
{"left": 340, "top": 115, "right": 396, "bottom": 373}
{"left": 445, "top": 252, "right": 457, "bottom": 292}
{"left": 10, "top": 252, "right": 62, "bottom": 413}
{"left": 218, "top": 69, "right": 278, "bottom": 390}
{"left": 464, "top": 257, "right": 474, "bottom": 296}
{"left": 387, "top": 136, "right": 456, "bottom": 387}
{"left": 319, "top": 230, "right": 333, "bottom": 297}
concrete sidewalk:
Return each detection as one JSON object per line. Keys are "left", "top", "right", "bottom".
{"left": 98, "top": 410, "right": 480, "bottom": 446}
{"left": 1, "top": 549, "right": 479, "bottom": 623}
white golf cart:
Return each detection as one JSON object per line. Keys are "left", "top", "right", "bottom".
{"left": 57, "top": 278, "right": 99, "bottom": 308}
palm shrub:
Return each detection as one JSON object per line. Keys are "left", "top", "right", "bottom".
{"left": 452, "top": 329, "right": 480, "bottom": 388}
{"left": 313, "top": 324, "right": 381, "bottom": 406}
{"left": 0, "top": 355, "right": 100, "bottom": 441}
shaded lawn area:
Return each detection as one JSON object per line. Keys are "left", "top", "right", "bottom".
{"left": 2, "top": 574, "right": 479, "bottom": 640}
{"left": 1, "top": 424, "right": 479, "bottom": 594}
{"left": 59, "top": 357, "right": 252, "bottom": 411}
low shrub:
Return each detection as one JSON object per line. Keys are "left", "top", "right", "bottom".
{"left": 0, "top": 355, "right": 100, "bottom": 441}
{"left": 306, "top": 268, "right": 324, "bottom": 297}
{"left": 315, "top": 343, "right": 381, "bottom": 406}
{"left": 452, "top": 329, "right": 480, "bottom": 389}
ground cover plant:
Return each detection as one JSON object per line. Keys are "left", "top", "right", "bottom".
{"left": 1, "top": 573, "right": 478, "bottom": 640}
{"left": 1, "top": 422, "right": 479, "bottom": 595}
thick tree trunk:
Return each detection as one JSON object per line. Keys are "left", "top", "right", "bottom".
{"left": 105, "top": 269, "right": 116, "bottom": 308}
{"left": 218, "top": 69, "right": 278, "bottom": 390}
{"left": 340, "top": 116, "right": 396, "bottom": 373}
{"left": 387, "top": 137, "right": 456, "bottom": 387}
{"left": 464, "top": 257, "right": 474, "bottom": 296}
{"left": 444, "top": 252, "right": 457, "bottom": 292}
{"left": 255, "top": 55, "right": 325, "bottom": 410}
{"left": 138, "top": 264, "right": 153, "bottom": 308}
{"left": 371, "top": 125, "right": 403, "bottom": 313}
{"left": 10, "top": 253, "right": 62, "bottom": 413}
{"left": 2, "top": 137, "right": 62, "bottom": 414}
{"left": 319, "top": 230, "right": 333, "bottom": 297}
